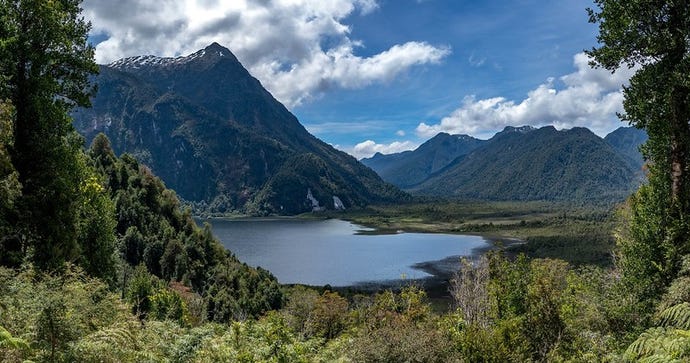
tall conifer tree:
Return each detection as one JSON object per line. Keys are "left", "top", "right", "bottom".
{"left": 0, "top": 0, "right": 98, "bottom": 270}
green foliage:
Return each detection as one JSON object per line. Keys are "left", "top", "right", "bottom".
{"left": 343, "top": 287, "right": 454, "bottom": 362}
{"left": 616, "top": 183, "right": 675, "bottom": 306}
{"left": 126, "top": 264, "right": 157, "bottom": 319}
{"left": 524, "top": 259, "right": 570, "bottom": 360}
{"left": 0, "top": 265, "right": 129, "bottom": 362}
{"left": 658, "top": 303, "right": 690, "bottom": 331}
{"left": 304, "top": 291, "right": 349, "bottom": 340}
{"left": 590, "top": 0, "right": 690, "bottom": 302}
{"left": 444, "top": 253, "right": 633, "bottom": 361}
{"left": 205, "top": 260, "right": 283, "bottom": 321}
{"left": 0, "top": 325, "right": 29, "bottom": 361}
{"left": 149, "top": 288, "right": 189, "bottom": 326}
{"left": 0, "top": 0, "right": 100, "bottom": 272}
{"left": 0, "top": 101, "right": 21, "bottom": 268}
{"left": 86, "top": 134, "right": 283, "bottom": 320}
{"left": 488, "top": 253, "right": 530, "bottom": 319}
{"left": 76, "top": 163, "right": 117, "bottom": 282}
{"left": 0, "top": 260, "right": 658, "bottom": 362}
{"left": 282, "top": 286, "right": 320, "bottom": 338}
{"left": 626, "top": 303, "right": 690, "bottom": 362}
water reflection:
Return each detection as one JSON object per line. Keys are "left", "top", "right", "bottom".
{"left": 203, "top": 218, "right": 489, "bottom": 287}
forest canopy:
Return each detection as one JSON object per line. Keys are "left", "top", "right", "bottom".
{"left": 2, "top": 0, "right": 690, "bottom": 362}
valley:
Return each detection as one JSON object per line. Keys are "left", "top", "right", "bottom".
{"left": 3, "top": 0, "right": 689, "bottom": 359}
{"left": 315, "top": 200, "right": 616, "bottom": 267}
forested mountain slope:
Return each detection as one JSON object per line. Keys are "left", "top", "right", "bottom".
{"left": 361, "top": 132, "right": 485, "bottom": 188}
{"left": 408, "top": 126, "right": 641, "bottom": 201}
{"left": 73, "top": 43, "right": 406, "bottom": 215}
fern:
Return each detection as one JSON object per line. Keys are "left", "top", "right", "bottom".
{"left": 87, "top": 325, "right": 136, "bottom": 348}
{"left": 659, "top": 303, "right": 690, "bottom": 330}
{"left": 639, "top": 354, "right": 683, "bottom": 363}
{"left": 626, "top": 303, "right": 690, "bottom": 361}
{"left": 0, "top": 325, "right": 29, "bottom": 351}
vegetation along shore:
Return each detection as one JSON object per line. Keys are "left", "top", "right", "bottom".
{"left": 3, "top": 0, "right": 690, "bottom": 361}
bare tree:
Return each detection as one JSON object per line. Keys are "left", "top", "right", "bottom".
{"left": 449, "top": 256, "right": 491, "bottom": 328}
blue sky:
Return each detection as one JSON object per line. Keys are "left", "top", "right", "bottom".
{"left": 83, "top": 0, "right": 633, "bottom": 158}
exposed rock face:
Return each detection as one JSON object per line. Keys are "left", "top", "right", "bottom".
{"left": 307, "top": 188, "right": 325, "bottom": 212}
{"left": 73, "top": 43, "right": 407, "bottom": 214}
{"left": 333, "top": 196, "right": 345, "bottom": 211}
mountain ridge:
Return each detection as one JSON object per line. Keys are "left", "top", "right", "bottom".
{"left": 361, "top": 132, "right": 485, "bottom": 188}
{"left": 365, "top": 125, "right": 646, "bottom": 202}
{"left": 73, "top": 43, "right": 406, "bottom": 215}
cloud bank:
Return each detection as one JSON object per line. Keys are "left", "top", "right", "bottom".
{"left": 348, "top": 140, "right": 418, "bottom": 160}
{"left": 82, "top": 0, "right": 449, "bottom": 107}
{"left": 416, "top": 53, "right": 636, "bottom": 138}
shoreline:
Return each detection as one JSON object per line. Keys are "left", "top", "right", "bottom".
{"left": 200, "top": 215, "right": 525, "bottom": 300}
{"left": 286, "top": 234, "right": 525, "bottom": 302}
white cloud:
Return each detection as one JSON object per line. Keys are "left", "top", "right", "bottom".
{"left": 83, "top": 0, "right": 449, "bottom": 108}
{"left": 416, "top": 52, "right": 637, "bottom": 139}
{"left": 347, "top": 140, "right": 418, "bottom": 159}
{"left": 396, "top": 130, "right": 406, "bottom": 136}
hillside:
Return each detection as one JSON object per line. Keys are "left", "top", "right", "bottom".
{"left": 72, "top": 43, "right": 406, "bottom": 215}
{"left": 604, "top": 126, "right": 648, "bottom": 171}
{"left": 410, "top": 126, "right": 641, "bottom": 201}
{"left": 361, "top": 132, "right": 485, "bottom": 188}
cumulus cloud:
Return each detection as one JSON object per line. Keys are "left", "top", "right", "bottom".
{"left": 82, "top": 0, "right": 449, "bottom": 107}
{"left": 347, "top": 140, "right": 418, "bottom": 159}
{"left": 416, "top": 53, "right": 637, "bottom": 138}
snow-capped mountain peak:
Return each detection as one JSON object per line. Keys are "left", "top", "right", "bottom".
{"left": 107, "top": 43, "right": 234, "bottom": 70}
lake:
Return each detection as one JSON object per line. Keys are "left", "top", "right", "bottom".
{"left": 203, "top": 217, "right": 490, "bottom": 287}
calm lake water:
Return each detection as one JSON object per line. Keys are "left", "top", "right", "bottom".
{"left": 203, "top": 218, "right": 489, "bottom": 287}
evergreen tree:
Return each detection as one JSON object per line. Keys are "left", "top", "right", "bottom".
{"left": 0, "top": 101, "right": 21, "bottom": 267}
{"left": 0, "top": 0, "right": 98, "bottom": 270}
{"left": 588, "top": 0, "right": 690, "bottom": 296}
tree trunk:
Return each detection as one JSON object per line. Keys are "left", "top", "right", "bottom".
{"left": 667, "top": 0, "right": 690, "bottom": 217}
{"left": 669, "top": 85, "right": 689, "bottom": 209}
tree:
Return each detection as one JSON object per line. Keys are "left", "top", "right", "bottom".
{"left": 588, "top": 1, "right": 690, "bottom": 293}
{"left": 0, "top": 0, "right": 98, "bottom": 270}
{"left": 0, "top": 101, "right": 21, "bottom": 267}
{"left": 588, "top": 0, "right": 690, "bottom": 206}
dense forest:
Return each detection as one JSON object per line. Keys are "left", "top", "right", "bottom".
{"left": 2, "top": 0, "right": 690, "bottom": 362}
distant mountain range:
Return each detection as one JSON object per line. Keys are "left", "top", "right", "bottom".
{"left": 604, "top": 126, "right": 648, "bottom": 170}
{"left": 362, "top": 125, "right": 647, "bottom": 202}
{"left": 73, "top": 43, "right": 406, "bottom": 215}
{"left": 362, "top": 133, "right": 485, "bottom": 188}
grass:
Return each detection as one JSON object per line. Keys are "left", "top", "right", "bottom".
{"left": 313, "top": 200, "right": 620, "bottom": 267}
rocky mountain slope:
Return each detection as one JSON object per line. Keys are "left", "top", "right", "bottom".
{"left": 73, "top": 43, "right": 406, "bottom": 214}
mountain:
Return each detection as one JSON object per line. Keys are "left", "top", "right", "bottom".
{"left": 72, "top": 43, "right": 406, "bottom": 215}
{"left": 361, "top": 132, "right": 485, "bottom": 188}
{"left": 604, "top": 126, "right": 648, "bottom": 171}
{"left": 405, "top": 126, "right": 641, "bottom": 201}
